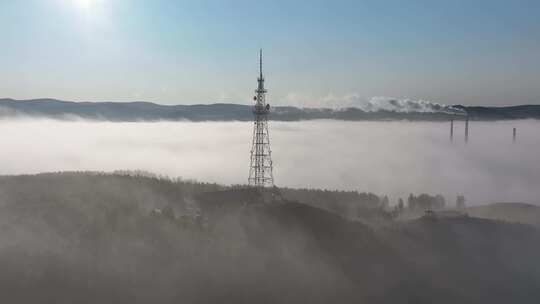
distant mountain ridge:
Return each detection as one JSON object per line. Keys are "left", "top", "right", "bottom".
{"left": 0, "top": 98, "right": 539, "bottom": 121}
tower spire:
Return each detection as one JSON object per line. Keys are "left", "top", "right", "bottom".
{"left": 259, "top": 49, "right": 263, "bottom": 79}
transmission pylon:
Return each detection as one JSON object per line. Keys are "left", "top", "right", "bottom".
{"left": 248, "top": 49, "right": 274, "bottom": 188}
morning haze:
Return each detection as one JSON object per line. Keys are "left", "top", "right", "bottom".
{"left": 1, "top": 1, "right": 540, "bottom": 304}
{"left": 0, "top": 118, "right": 538, "bottom": 205}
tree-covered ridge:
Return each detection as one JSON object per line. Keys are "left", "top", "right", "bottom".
{"left": 0, "top": 172, "right": 539, "bottom": 303}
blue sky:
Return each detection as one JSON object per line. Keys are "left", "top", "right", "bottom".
{"left": 0, "top": 0, "right": 539, "bottom": 106}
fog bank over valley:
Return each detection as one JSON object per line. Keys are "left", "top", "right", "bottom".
{"left": 0, "top": 118, "right": 538, "bottom": 205}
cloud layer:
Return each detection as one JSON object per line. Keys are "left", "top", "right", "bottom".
{"left": 0, "top": 118, "right": 538, "bottom": 205}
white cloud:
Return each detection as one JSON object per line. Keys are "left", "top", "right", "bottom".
{"left": 0, "top": 118, "right": 538, "bottom": 205}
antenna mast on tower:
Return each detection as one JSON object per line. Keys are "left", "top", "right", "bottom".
{"left": 248, "top": 50, "right": 274, "bottom": 188}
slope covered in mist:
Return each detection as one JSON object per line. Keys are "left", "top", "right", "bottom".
{"left": 466, "top": 202, "right": 540, "bottom": 227}
{"left": 1, "top": 98, "right": 539, "bottom": 121}
{"left": 0, "top": 172, "right": 539, "bottom": 303}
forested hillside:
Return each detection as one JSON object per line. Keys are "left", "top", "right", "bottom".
{"left": 0, "top": 172, "right": 539, "bottom": 303}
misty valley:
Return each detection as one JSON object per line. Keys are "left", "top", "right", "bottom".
{"left": 3, "top": 1, "right": 540, "bottom": 302}
{"left": 0, "top": 119, "right": 538, "bottom": 204}
{"left": 0, "top": 119, "right": 539, "bottom": 303}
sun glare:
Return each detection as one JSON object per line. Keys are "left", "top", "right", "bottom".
{"left": 75, "top": 0, "right": 96, "bottom": 10}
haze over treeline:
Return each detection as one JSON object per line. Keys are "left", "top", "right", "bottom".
{"left": 0, "top": 118, "right": 538, "bottom": 205}
{"left": 2, "top": 1, "right": 539, "bottom": 303}
{"left": 0, "top": 172, "right": 539, "bottom": 304}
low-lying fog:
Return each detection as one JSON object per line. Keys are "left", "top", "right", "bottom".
{"left": 0, "top": 118, "right": 538, "bottom": 205}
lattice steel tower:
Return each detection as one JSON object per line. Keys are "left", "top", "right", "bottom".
{"left": 248, "top": 50, "right": 274, "bottom": 188}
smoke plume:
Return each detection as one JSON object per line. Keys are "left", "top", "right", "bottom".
{"left": 282, "top": 94, "right": 466, "bottom": 114}
{"left": 358, "top": 97, "right": 466, "bottom": 114}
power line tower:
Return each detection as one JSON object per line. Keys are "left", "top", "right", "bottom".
{"left": 248, "top": 49, "right": 274, "bottom": 188}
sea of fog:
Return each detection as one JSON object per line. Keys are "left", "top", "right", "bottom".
{"left": 0, "top": 118, "right": 538, "bottom": 206}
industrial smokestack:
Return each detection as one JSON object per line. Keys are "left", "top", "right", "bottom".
{"left": 465, "top": 115, "right": 469, "bottom": 144}
{"left": 450, "top": 119, "right": 454, "bottom": 142}
{"left": 513, "top": 128, "right": 517, "bottom": 143}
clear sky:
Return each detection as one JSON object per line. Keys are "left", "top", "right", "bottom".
{"left": 0, "top": 0, "right": 539, "bottom": 106}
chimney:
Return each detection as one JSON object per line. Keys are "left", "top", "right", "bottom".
{"left": 465, "top": 116, "right": 469, "bottom": 144}
{"left": 450, "top": 119, "right": 454, "bottom": 142}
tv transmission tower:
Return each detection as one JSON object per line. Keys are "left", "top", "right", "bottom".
{"left": 248, "top": 49, "right": 274, "bottom": 188}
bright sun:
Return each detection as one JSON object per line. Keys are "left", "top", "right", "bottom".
{"left": 75, "top": 0, "right": 96, "bottom": 10}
